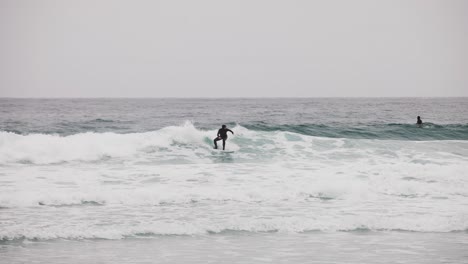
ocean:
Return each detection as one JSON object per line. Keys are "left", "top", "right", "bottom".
{"left": 1, "top": 98, "right": 467, "bottom": 263}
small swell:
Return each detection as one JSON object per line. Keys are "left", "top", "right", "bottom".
{"left": 38, "top": 200, "right": 105, "bottom": 207}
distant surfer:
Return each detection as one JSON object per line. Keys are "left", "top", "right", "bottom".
{"left": 214, "top": 125, "right": 234, "bottom": 150}
{"left": 417, "top": 116, "right": 423, "bottom": 127}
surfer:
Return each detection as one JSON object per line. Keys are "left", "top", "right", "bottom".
{"left": 214, "top": 125, "right": 234, "bottom": 150}
{"left": 417, "top": 116, "right": 423, "bottom": 127}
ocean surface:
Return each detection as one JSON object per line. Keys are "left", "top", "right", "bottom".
{"left": 1, "top": 98, "right": 468, "bottom": 263}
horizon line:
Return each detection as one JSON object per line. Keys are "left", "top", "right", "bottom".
{"left": 1, "top": 96, "right": 467, "bottom": 99}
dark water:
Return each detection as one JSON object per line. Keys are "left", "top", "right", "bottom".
{"left": 1, "top": 98, "right": 468, "bottom": 140}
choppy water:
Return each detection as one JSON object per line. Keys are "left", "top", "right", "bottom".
{"left": 1, "top": 98, "right": 468, "bottom": 263}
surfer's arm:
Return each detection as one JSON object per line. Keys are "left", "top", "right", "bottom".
{"left": 228, "top": 129, "right": 234, "bottom": 134}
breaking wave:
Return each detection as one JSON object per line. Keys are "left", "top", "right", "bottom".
{"left": 1, "top": 121, "right": 467, "bottom": 165}
{"left": 1, "top": 121, "right": 468, "bottom": 241}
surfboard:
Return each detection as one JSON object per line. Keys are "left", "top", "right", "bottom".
{"left": 211, "top": 149, "right": 235, "bottom": 154}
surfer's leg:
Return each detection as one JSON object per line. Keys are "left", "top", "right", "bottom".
{"left": 213, "top": 138, "right": 219, "bottom": 149}
{"left": 222, "top": 139, "right": 226, "bottom": 150}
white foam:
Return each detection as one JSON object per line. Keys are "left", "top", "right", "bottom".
{"left": 0, "top": 121, "right": 214, "bottom": 164}
{"left": 1, "top": 122, "right": 467, "bottom": 165}
{"left": 1, "top": 122, "right": 468, "bottom": 240}
{"left": 2, "top": 212, "right": 467, "bottom": 241}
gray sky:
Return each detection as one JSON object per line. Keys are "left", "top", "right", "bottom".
{"left": 1, "top": 0, "right": 467, "bottom": 97}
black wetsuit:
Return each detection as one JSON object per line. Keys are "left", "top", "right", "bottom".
{"left": 217, "top": 128, "right": 232, "bottom": 139}
{"left": 214, "top": 127, "right": 233, "bottom": 150}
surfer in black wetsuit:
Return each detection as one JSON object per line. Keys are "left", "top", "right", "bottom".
{"left": 417, "top": 116, "right": 423, "bottom": 127}
{"left": 214, "top": 125, "right": 234, "bottom": 150}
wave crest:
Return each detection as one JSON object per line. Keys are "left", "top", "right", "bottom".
{"left": 1, "top": 121, "right": 468, "bottom": 165}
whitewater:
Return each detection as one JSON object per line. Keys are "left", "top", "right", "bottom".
{"left": 1, "top": 98, "right": 468, "bottom": 263}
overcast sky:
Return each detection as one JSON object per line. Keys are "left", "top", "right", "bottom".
{"left": 1, "top": 0, "right": 467, "bottom": 97}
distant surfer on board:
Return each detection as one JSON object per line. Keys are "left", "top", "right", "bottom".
{"left": 214, "top": 125, "right": 234, "bottom": 150}
{"left": 417, "top": 116, "right": 423, "bottom": 127}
